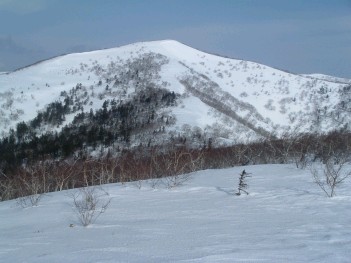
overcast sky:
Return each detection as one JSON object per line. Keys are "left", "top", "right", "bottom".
{"left": 0, "top": 0, "right": 350, "bottom": 78}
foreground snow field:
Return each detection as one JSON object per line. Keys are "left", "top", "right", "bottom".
{"left": 1, "top": 164, "right": 351, "bottom": 262}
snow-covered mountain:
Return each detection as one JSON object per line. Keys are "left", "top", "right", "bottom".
{"left": 0, "top": 40, "right": 350, "bottom": 146}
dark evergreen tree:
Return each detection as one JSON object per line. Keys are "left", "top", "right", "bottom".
{"left": 236, "top": 170, "right": 251, "bottom": 195}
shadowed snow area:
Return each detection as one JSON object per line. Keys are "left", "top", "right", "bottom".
{"left": 1, "top": 164, "right": 350, "bottom": 262}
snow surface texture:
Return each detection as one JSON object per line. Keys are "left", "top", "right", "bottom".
{"left": 0, "top": 40, "right": 350, "bottom": 142}
{"left": 1, "top": 164, "right": 350, "bottom": 262}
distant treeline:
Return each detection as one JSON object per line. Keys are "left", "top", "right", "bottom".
{"left": 1, "top": 129, "right": 351, "bottom": 201}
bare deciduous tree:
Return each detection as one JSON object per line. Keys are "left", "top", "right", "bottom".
{"left": 1, "top": 163, "right": 52, "bottom": 203}
{"left": 16, "top": 167, "right": 48, "bottom": 208}
{"left": 157, "top": 148, "right": 203, "bottom": 189}
{"left": 70, "top": 187, "right": 111, "bottom": 226}
{"left": 311, "top": 159, "right": 350, "bottom": 197}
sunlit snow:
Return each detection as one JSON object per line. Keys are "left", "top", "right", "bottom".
{"left": 1, "top": 164, "right": 350, "bottom": 262}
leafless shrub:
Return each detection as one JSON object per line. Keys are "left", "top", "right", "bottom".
{"left": 16, "top": 174, "right": 45, "bottom": 208}
{"left": 147, "top": 177, "right": 161, "bottom": 189}
{"left": 311, "top": 158, "right": 350, "bottom": 197}
{"left": 133, "top": 179, "right": 143, "bottom": 189}
{"left": 70, "top": 186, "right": 111, "bottom": 226}
{"left": 290, "top": 135, "right": 312, "bottom": 169}
{"left": 16, "top": 193, "right": 43, "bottom": 208}
{"left": 294, "top": 153, "right": 310, "bottom": 169}
{"left": 162, "top": 173, "right": 192, "bottom": 189}
{"left": 52, "top": 161, "right": 78, "bottom": 191}
{"left": 0, "top": 171, "right": 15, "bottom": 201}
{"left": 154, "top": 148, "right": 204, "bottom": 188}
{"left": 10, "top": 163, "right": 56, "bottom": 208}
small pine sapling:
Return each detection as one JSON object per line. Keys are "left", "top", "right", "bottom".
{"left": 236, "top": 169, "right": 251, "bottom": 195}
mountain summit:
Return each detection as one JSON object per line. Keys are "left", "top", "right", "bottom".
{"left": 0, "top": 40, "right": 350, "bottom": 150}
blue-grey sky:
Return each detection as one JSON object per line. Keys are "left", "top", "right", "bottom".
{"left": 0, "top": 0, "right": 350, "bottom": 78}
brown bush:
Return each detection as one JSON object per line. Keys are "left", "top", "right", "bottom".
{"left": 1, "top": 130, "right": 351, "bottom": 201}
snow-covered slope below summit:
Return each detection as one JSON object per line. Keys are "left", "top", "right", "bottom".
{"left": 0, "top": 40, "right": 349, "bottom": 144}
{"left": 302, "top": 73, "right": 351, "bottom": 85}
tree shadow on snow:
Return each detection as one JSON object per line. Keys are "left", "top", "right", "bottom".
{"left": 216, "top": 187, "right": 236, "bottom": 196}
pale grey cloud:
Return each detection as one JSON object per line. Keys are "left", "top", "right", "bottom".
{"left": 0, "top": 0, "right": 56, "bottom": 14}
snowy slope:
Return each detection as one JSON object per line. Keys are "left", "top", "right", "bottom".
{"left": 0, "top": 164, "right": 350, "bottom": 262}
{"left": 302, "top": 73, "right": 351, "bottom": 85}
{"left": 0, "top": 40, "right": 350, "bottom": 142}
